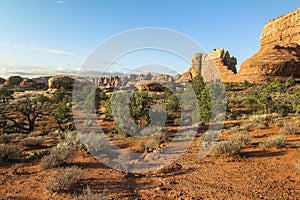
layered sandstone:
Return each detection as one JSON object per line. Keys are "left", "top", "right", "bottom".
{"left": 182, "top": 49, "right": 237, "bottom": 82}
{"left": 238, "top": 8, "right": 300, "bottom": 82}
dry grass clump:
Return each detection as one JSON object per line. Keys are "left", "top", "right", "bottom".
{"left": 238, "top": 122, "right": 255, "bottom": 132}
{"left": 259, "top": 135, "right": 286, "bottom": 150}
{"left": 40, "top": 143, "right": 74, "bottom": 169}
{"left": 234, "top": 132, "right": 252, "bottom": 146}
{"left": 0, "top": 144, "right": 22, "bottom": 162}
{"left": 141, "top": 136, "right": 161, "bottom": 152}
{"left": 21, "top": 137, "right": 44, "bottom": 147}
{"left": 45, "top": 166, "right": 82, "bottom": 193}
{"left": 62, "top": 131, "right": 86, "bottom": 149}
{"left": 249, "top": 113, "right": 280, "bottom": 124}
{"left": 279, "top": 122, "right": 299, "bottom": 135}
{"left": 71, "top": 186, "right": 108, "bottom": 200}
{"left": 0, "top": 133, "right": 23, "bottom": 144}
{"left": 212, "top": 139, "right": 243, "bottom": 158}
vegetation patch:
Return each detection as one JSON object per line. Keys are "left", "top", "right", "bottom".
{"left": 45, "top": 166, "right": 82, "bottom": 193}
{"left": 212, "top": 139, "right": 243, "bottom": 158}
{"left": 71, "top": 186, "right": 108, "bottom": 200}
{"left": 259, "top": 135, "right": 286, "bottom": 150}
{"left": 21, "top": 137, "right": 44, "bottom": 147}
{"left": 0, "top": 144, "right": 22, "bottom": 162}
{"left": 40, "top": 144, "right": 74, "bottom": 169}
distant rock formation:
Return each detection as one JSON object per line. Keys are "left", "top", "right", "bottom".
{"left": 182, "top": 49, "right": 237, "bottom": 82}
{"left": 135, "top": 80, "right": 167, "bottom": 92}
{"left": 32, "top": 76, "right": 51, "bottom": 87}
{"left": 152, "top": 74, "right": 174, "bottom": 82}
{"left": 0, "top": 77, "right": 5, "bottom": 85}
{"left": 238, "top": 8, "right": 300, "bottom": 82}
{"left": 48, "top": 76, "right": 75, "bottom": 90}
{"left": 4, "top": 76, "right": 24, "bottom": 86}
{"left": 20, "top": 79, "right": 46, "bottom": 88}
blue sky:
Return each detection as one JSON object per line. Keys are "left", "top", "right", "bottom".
{"left": 0, "top": 0, "right": 299, "bottom": 78}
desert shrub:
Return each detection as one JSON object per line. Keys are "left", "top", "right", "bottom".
{"left": 45, "top": 166, "right": 82, "bottom": 193}
{"left": 249, "top": 113, "right": 280, "bottom": 124}
{"left": 274, "top": 119, "right": 285, "bottom": 127}
{"left": 212, "top": 139, "right": 243, "bottom": 158}
{"left": 238, "top": 122, "right": 255, "bottom": 131}
{"left": 72, "top": 186, "right": 108, "bottom": 200}
{"left": 285, "top": 76, "right": 295, "bottom": 88}
{"left": 40, "top": 144, "right": 74, "bottom": 169}
{"left": 0, "top": 144, "right": 22, "bottom": 161}
{"left": 234, "top": 132, "right": 252, "bottom": 146}
{"left": 165, "top": 94, "right": 180, "bottom": 112}
{"left": 259, "top": 135, "right": 286, "bottom": 150}
{"left": 228, "top": 110, "right": 239, "bottom": 120}
{"left": 279, "top": 122, "right": 299, "bottom": 135}
{"left": 173, "top": 118, "right": 181, "bottom": 126}
{"left": 25, "top": 149, "right": 49, "bottom": 160}
{"left": 292, "top": 89, "right": 300, "bottom": 114}
{"left": 29, "top": 131, "right": 45, "bottom": 137}
{"left": 53, "top": 86, "right": 66, "bottom": 103}
{"left": 141, "top": 136, "right": 161, "bottom": 152}
{"left": 21, "top": 137, "right": 44, "bottom": 147}
{"left": 62, "top": 131, "right": 85, "bottom": 149}
{"left": 0, "top": 134, "right": 17, "bottom": 143}
{"left": 243, "top": 80, "right": 249, "bottom": 88}
{"left": 190, "top": 75, "right": 205, "bottom": 96}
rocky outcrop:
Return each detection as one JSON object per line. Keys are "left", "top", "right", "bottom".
{"left": 260, "top": 8, "right": 300, "bottom": 49}
{"left": 4, "top": 76, "right": 24, "bottom": 86}
{"left": 182, "top": 49, "right": 237, "bottom": 82}
{"left": 32, "top": 77, "right": 51, "bottom": 86}
{"left": 238, "top": 8, "right": 300, "bottom": 82}
{"left": 48, "top": 76, "right": 75, "bottom": 90}
{"left": 0, "top": 77, "right": 5, "bottom": 85}
{"left": 152, "top": 74, "right": 174, "bottom": 82}
{"left": 20, "top": 79, "right": 46, "bottom": 88}
{"left": 135, "top": 81, "right": 166, "bottom": 92}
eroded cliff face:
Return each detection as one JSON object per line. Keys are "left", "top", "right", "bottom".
{"left": 260, "top": 8, "right": 300, "bottom": 48}
{"left": 238, "top": 8, "right": 300, "bottom": 82}
{"left": 182, "top": 49, "right": 237, "bottom": 82}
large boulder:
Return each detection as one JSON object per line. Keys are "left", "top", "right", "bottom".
{"left": 48, "top": 76, "right": 75, "bottom": 90}
{"left": 238, "top": 8, "right": 300, "bottom": 82}
{"left": 0, "top": 77, "right": 5, "bottom": 85}
{"left": 4, "top": 76, "right": 24, "bottom": 86}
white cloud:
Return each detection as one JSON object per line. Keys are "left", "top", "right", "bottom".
{"left": 14, "top": 45, "right": 83, "bottom": 59}
{"left": 56, "top": 0, "right": 64, "bottom": 3}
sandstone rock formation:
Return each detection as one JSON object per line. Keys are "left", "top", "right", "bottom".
{"left": 48, "top": 76, "right": 75, "bottom": 90}
{"left": 4, "top": 76, "right": 24, "bottom": 86}
{"left": 238, "top": 8, "right": 300, "bottom": 82}
{"left": 0, "top": 77, "right": 5, "bottom": 85}
{"left": 182, "top": 49, "right": 237, "bottom": 82}
{"left": 20, "top": 79, "right": 46, "bottom": 88}
{"left": 152, "top": 74, "right": 174, "bottom": 82}
{"left": 135, "top": 81, "right": 166, "bottom": 92}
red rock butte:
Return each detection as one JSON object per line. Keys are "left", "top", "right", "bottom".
{"left": 184, "top": 8, "right": 300, "bottom": 83}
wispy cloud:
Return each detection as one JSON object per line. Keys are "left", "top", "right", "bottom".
{"left": 0, "top": 54, "right": 124, "bottom": 78}
{"left": 14, "top": 45, "right": 83, "bottom": 59}
{"left": 56, "top": 0, "right": 64, "bottom": 3}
